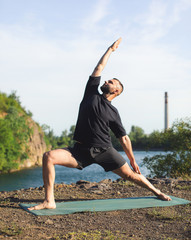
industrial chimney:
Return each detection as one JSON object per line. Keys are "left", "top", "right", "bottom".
{"left": 164, "top": 92, "right": 169, "bottom": 130}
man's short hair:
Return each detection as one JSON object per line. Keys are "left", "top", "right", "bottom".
{"left": 113, "top": 78, "right": 124, "bottom": 95}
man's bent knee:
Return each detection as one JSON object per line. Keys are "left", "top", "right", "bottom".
{"left": 43, "top": 151, "right": 53, "bottom": 165}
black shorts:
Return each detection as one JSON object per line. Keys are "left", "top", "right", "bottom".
{"left": 68, "top": 142, "right": 126, "bottom": 172}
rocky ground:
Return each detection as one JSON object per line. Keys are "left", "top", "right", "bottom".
{"left": 0, "top": 178, "right": 191, "bottom": 240}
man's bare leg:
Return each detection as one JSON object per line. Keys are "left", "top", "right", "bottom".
{"left": 113, "top": 163, "right": 172, "bottom": 201}
{"left": 28, "top": 149, "right": 79, "bottom": 210}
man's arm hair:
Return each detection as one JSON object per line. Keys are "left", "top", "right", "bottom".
{"left": 91, "top": 38, "right": 122, "bottom": 77}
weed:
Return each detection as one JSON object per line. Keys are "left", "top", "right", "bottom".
{"left": 62, "top": 230, "right": 126, "bottom": 240}
{"left": 163, "top": 238, "right": 177, "bottom": 240}
{"left": 147, "top": 207, "right": 182, "bottom": 221}
{"left": 175, "top": 185, "right": 191, "bottom": 190}
{"left": 117, "top": 179, "right": 134, "bottom": 187}
{"left": 0, "top": 198, "right": 10, "bottom": 204}
{"left": 0, "top": 223, "right": 23, "bottom": 236}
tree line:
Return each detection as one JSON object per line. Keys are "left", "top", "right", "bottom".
{"left": 0, "top": 91, "right": 190, "bottom": 178}
{"left": 42, "top": 123, "right": 182, "bottom": 152}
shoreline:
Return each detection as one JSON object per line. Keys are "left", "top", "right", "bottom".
{"left": 1, "top": 177, "right": 191, "bottom": 193}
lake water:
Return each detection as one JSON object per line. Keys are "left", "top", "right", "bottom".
{"left": 0, "top": 151, "right": 162, "bottom": 192}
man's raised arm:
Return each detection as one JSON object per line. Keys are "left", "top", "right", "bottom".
{"left": 91, "top": 38, "right": 122, "bottom": 77}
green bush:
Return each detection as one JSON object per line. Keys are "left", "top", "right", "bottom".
{"left": 0, "top": 92, "right": 32, "bottom": 173}
{"left": 142, "top": 118, "right": 191, "bottom": 178}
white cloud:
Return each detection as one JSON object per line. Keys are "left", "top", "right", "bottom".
{"left": 81, "top": 0, "right": 111, "bottom": 31}
{"left": 172, "top": 0, "right": 191, "bottom": 23}
{"left": 131, "top": 0, "right": 191, "bottom": 42}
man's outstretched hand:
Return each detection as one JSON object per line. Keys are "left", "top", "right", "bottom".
{"left": 131, "top": 160, "right": 141, "bottom": 174}
{"left": 110, "top": 37, "right": 122, "bottom": 51}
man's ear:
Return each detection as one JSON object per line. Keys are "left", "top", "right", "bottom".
{"left": 115, "top": 89, "right": 119, "bottom": 96}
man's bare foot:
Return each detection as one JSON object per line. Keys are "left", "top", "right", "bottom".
{"left": 156, "top": 191, "right": 172, "bottom": 201}
{"left": 28, "top": 200, "right": 56, "bottom": 211}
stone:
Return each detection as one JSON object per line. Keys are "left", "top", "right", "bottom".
{"left": 92, "top": 190, "right": 103, "bottom": 195}
{"left": 98, "top": 179, "right": 112, "bottom": 184}
{"left": 98, "top": 183, "right": 112, "bottom": 191}
{"left": 20, "top": 119, "right": 47, "bottom": 169}
{"left": 45, "top": 219, "right": 54, "bottom": 225}
{"left": 76, "top": 180, "right": 91, "bottom": 185}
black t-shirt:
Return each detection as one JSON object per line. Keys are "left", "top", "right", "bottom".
{"left": 73, "top": 76, "right": 126, "bottom": 147}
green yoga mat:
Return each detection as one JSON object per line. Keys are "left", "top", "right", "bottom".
{"left": 20, "top": 196, "right": 190, "bottom": 216}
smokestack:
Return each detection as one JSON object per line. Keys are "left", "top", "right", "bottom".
{"left": 164, "top": 92, "right": 169, "bottom": 130}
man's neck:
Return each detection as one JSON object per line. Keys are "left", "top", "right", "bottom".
{"left": 102, "top": 93, "right": 116, "bottom": 102}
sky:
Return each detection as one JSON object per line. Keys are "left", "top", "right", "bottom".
{"left": 0, "top": 0, "right": 191, "bottom": 135}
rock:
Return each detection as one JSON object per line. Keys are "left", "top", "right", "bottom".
{"left": 98, "top": 179, "right": 112, "bottom": 184}
{"left": 76, "top": 180, "right": 98, "bottom": 190}
{"left": 55, "top": 184, "right": 63, "bottom": 189}
{"left": 89, "top": 185, "right": 99, "bottom": 190}
{"left": 45, "top": 219, "right": 54, "bottom": 225}
{"left": 165, "top": 179, "right": 173, "bottom": 184}
{"left": 157, "top": 224, "right": 163, "bottom": 228}
{"left": 178, "top": 180, "right": 191, "bottom": 184}
{"left": 92, "top": 190, "right": 103, "bottom": 195}
{"left": 115, "top": 178, "right": 123, "bottom": 183}
{"left": 76, "top": 180, "right": 91, "bottom": 185}
{"left": 147, "top": 178, "right": 161, "bottom": 184}
{"left": 20, "top": 119, "right": 48, "bottom": 169}
{"left": 98, "top": 183, "right": 112, "bottom": 191}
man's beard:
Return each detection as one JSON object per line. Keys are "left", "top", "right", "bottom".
{"left": 100, "top": 84, "right": 110, "bottom": 94}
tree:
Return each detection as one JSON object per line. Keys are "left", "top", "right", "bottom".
{"left": 128, "top": 126, "right": 147, "bottom": 149}
{"left": 0, "top": 107, "right": 32, "bottom": 172}
{"left": 42, "top": 125, "right": 76, "bottom": 149}
{"left": 142, "top": 118, "right": 191, "bottom": 178}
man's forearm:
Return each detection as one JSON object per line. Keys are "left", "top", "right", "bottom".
{"left": 119, "top": 135, "right": 135, "bottom": 163}
{"left": 91, "top": 47, "right": 113, "bottom": 77}
{"left": 91, "top": 38, "right": 122, "bottom": 77}
{"left": 119, "top": 135, "right": 141, "bottom": 174}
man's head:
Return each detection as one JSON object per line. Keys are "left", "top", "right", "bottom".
{"left": 100, "top": 78, "right": 124, "bottom": 99}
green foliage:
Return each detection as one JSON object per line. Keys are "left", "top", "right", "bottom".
{"left": 129, "top": 125, "right": 145, "bottom": 141}
{"left": 0, "top": 91, "right": 23, "bottom": 113}
{"left": 128, "top": 126, "right": 170, "bottom": 150}
{"left": 42, "top": 125, "right": 75, "bottom": 149}
{"left": 57, "top": 125, "right": 75, "bottom": 148}
{"left": 42, "top": 124, "right": 58, "bottom": 149}
{"left": 0, "top": 92, "right": 32, "bottom": 173}
{"left": 142, "top": 118, "right": 191, "bottom": 178}
{"left": 163, "top": 118, "right": 191, "bottom": 151}
{"left": 128, "top": 125, "right": 148, "bottom": 150}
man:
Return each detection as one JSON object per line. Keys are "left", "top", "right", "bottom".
{"left": 29, "top": 38, "right": 171, "bottom": 211}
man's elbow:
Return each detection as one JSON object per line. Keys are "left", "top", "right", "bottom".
{"left": 119, "top": 135, "right": 129, "bottom": 145}
{"left": 92, "top": 65, "right": 103, "bottom": 76}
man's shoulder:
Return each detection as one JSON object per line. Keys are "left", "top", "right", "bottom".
{"left": 88, "top": 75, "right": 101, "bottom": 82}
{"left": 108, "top": 102, "right": 120, "bottom": 115}
{"left": 83, "top": 76, "right": 101, "bottom": 96}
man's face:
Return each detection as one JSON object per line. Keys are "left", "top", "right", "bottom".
{"left": 101, "top": 79, "right": 121, "bottom": 95}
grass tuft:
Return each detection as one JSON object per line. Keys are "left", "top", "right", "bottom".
{"left": 147, "top": 207, "right": 183, "bottom": 221}
{"left": 57, "top": 230, "right": 127, "bottom": 240}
